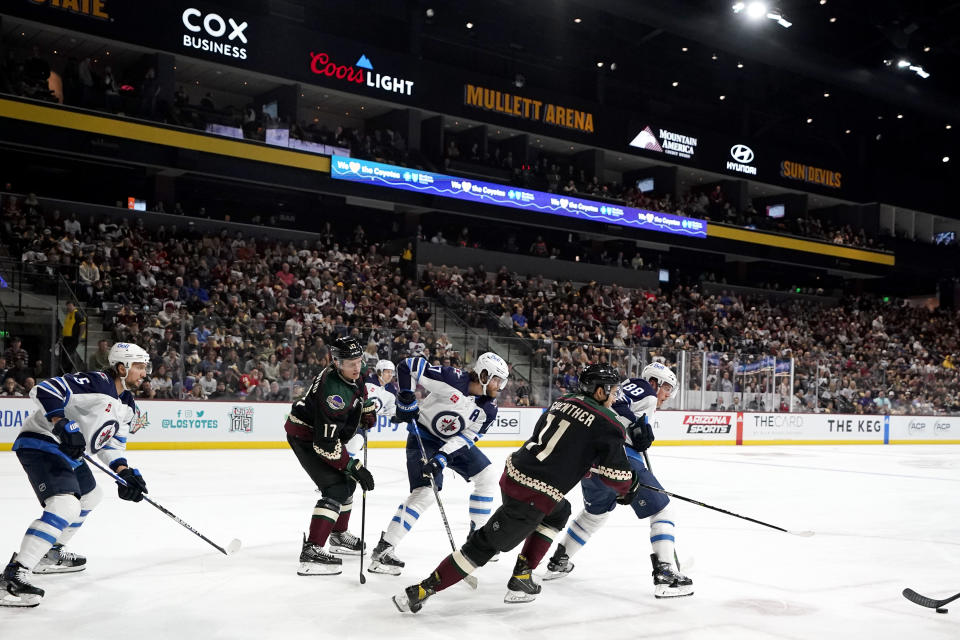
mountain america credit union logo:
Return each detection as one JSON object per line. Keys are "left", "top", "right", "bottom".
{"left": 727, "top": 144, "right": 757, "bottom": 175}
{"left": 182, "top": 8, "right": 249, "bottom": 60}
{"left": 309, "top": 52, "right": 414, "bottom": 96}
{"left": 629, "top": 126, "right": 698, "bottom": 160}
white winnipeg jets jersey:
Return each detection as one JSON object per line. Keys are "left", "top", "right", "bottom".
{"left": 397, "top": 357, "right": 498, "bottom": 457}
{"left": 16, "top": 371, "right": 139, "bottom": 469}
{"left": 365, "top": 381, "right": 397, "bottom": 418}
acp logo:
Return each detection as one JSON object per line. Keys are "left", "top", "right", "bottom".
{"left": 181, "top": 8, "right": 249, "bottom": 60}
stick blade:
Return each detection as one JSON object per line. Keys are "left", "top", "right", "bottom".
{"left": 903, "top": 588, "right": 939, "bottom": 608}
{"left": 225, "top": 539, "right": 243, "bottom": 555}
{"left": 790, "top": 530, "right": 815, "bottom": 537}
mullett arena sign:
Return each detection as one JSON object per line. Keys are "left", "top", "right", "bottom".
{"left": 464, "top": 84, "right": 595, "bottom": 134}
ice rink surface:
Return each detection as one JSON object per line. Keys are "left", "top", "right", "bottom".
{"left": 1, "top": 444, "right": 958, "bottom": 639}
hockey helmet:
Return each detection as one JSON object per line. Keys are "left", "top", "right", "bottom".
{"left": 473, "top": 351, "right": 509, "bottom": 393}
{"left": 578, "top": 363, "right": 620, "bottom": 397}
{"left": 375, "top": 359, "right": 396, "bottom": 374}
{"left": 108, "top": 342, "right": 152, "bottom": 375}
{"left": 641, "top": 361, "right": 678, "bottom": 398}
{"left": 330, "top": 336, "right": 363, "bottom": 362}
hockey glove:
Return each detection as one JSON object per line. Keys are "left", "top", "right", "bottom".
{"left": 421, "top": 453, "right": 447, "bottom": 479}
{"left": 346, "top": 458, "right": 375, "bottom": 491}
{"left": 360, "top": 399, "right": 377, "bottom": 431}
{"left": 627, "top": 415, "right": 655, "bottom": 452}
{"left": 616, "top": 471, "right": 641, "bottom": 506}
{"left": 52, "top": 418, "right": 85, "bottom": 459}
{"left": 117, "top": 467, "right": 148, "bottom": 502}
{"left": 393, "top": 390, "right": 419, "bottom": 424}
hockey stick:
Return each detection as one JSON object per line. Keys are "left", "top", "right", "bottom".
{"left": 634, "top": 479, "right": 814, "bottom": 537}
{"left": 903, "top": 588, "right": 960, "bottom": 612}
{"left": 359, "top": 430, "right": 368, "bottom": 585}
{"left": 409, "top": 421, "right": 479, "bottom": 590}
{"left": 84, "top": 455, "right": 242, "bottom": 556}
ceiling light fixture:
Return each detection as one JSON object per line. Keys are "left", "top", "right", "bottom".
{"left": 574, "top": 17, "right": 582, "bottom": 23}
{"left": 465, "top": 21, "right": 473, "bottom": 29}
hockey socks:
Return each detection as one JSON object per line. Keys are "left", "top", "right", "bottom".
{"left": 519, "top": 523, "right": 559, "bottom": 570}
{"left": 650, "top": 516, "right": 677, "bottom": 565}
{"left": 16, "top": 495, "right": 81, "bottom": 570}
{"left": 50, "top": 485, "right": 102, "bottom": 551}
{"left": 384, "top": 487, "right": 433, "bottom": 548}
{"left": 557, "top": 510, "right": 609, "bottom": 561}
{"left": 332, "top": 501, "right": 352, "bottom": 533}
{"left": 307, "top": 497, "right": 340, "bottom": 547}
{"left": 468, "top": 492, "right": 494, "bottom": 530}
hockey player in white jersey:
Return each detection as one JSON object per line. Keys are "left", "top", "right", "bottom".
{"left": 346, "top": 359, "right": 398, "bottom": 456}
{"left": 1, "top": 343, "right": 151, "bottom": 607}
{"left": 544, "top": 361, "right": 693, "bottom": 598}
{"left": 368, "top": 352, "right": 508, "bottom": 576}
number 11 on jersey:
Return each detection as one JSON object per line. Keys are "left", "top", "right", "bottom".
{"left": 525, "top": 414, "right": 571, "bottom": 461}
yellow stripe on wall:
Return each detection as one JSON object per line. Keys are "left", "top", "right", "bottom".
{"left": 0, "top": 98, "right": 330, "bottom": 173}
{"left": 707, "top": 223, "right": 895, "bottom": 266}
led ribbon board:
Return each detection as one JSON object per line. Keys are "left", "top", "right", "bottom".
{"left": 330, "top": 156, "right": 706, "bottom": 239}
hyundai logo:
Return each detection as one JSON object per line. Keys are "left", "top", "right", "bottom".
{"left": 730, "top": 144, "right": 755, "bottom": 164}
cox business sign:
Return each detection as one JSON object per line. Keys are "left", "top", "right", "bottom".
{"left": 330, "top": 156, "right": 706, "bottom": 239}
{"left": 181, "top": 7, "right": 249, "bottom": 60}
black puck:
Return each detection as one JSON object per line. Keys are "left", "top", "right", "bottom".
{"left": 936, "top": 608, "right": 948, "bottom": 614}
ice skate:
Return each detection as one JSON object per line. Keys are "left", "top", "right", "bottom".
{"left": 1, "top": 553, "right": 44, "bottom": 607}
{"left": 542, "top": 544, "right": 574, "bottom": 581}
{"left": 504, "top": 554, "right": 541, "bottom": 603}
{"left": 368, "top": 534, "right": 404, "bottom": 576}
{"left": 392, "top": 573, "right": 440, "bottom": 613}
{"left": 328, "top": 530, "right": 365, "bottom": 556}
{"left": 297, "top": 535, "right": 342, "bottom": 576}
{"left": 651, "top": 553, "right": 693, "bottom": 598}
{"left": 34, "top": 544, "right": 86, "bottom": 574}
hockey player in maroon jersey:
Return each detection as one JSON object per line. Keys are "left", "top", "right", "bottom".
{"left": 392, "top": 363, "right": 640, "bottom": 613}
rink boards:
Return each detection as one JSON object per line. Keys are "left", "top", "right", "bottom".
{"left": 0, "top": 399, "right": 957, "bottom": 449}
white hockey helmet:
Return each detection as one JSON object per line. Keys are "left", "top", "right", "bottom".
{"left": 109, "top": 342, "right": 152, "bottom": 375}
{"left": 375, "top": 359, "right": 395, "bottom": 374}
{"left": 474, "top": 351, "right": 509, "bottom": 393}
{"left": 641, "top": 361, "right": 677, "bottom": 398}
